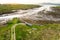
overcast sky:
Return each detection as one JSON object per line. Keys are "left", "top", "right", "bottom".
{"left": 0, "top": 0, "right": 60, "bottom": 4}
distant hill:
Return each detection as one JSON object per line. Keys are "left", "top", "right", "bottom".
{"left": 40, "top": 3, "right": 60, "bottom": 5}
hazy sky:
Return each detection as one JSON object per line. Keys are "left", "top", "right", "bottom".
{"left": 0, "top": 0, "right": 60, "bottom": 4}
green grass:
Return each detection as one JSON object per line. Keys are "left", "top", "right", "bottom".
{"left": 0, "top": 18, "right": 60, "bottom": 40}
{"left": 0, "top": 18, "right": 20, "bottom": 40}
{"left": 51, "top": 6, "right": 60, "bottom": 11}
{"left": 0, "top": 23, "right": 12, "bottom": 40}
{"left": 15, "top": 24, "right": 60, "bottom": 40}
{"left": 0, "top": 4, "right": 40, "bottom": 14}
{"left": 52, "top": 6, "right": 60, "bottom": 8}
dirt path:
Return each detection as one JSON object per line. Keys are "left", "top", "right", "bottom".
{"left": 11, "top": 23, "right": 21, "bottom": 40}
{"left": 11, "top": 23, "right": 26, "bottom": 40}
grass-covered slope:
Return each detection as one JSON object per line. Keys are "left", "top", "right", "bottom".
{"left": 51, "top": 6, "right": 60, "bottom": 12}
{"left": 0, "top": 18, "right": 20, "bottom": 40}
{"left": 15, "top": 23, "right": 60, "bottom": 40}
{"left": 52, "top": 6, "right": 60, "bottom": 8}
{"left": 0, "top": 4, "right": 40, "bottom": 14}
{"left": 0, "top": 18, "right": 60, "bottom": 40}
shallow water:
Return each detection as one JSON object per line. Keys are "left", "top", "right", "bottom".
{"left": 0, "top": 5, "right": 59, "bottom": 23}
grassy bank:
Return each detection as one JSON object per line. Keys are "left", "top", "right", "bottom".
{"left": 51, "top": 6, "right": 60, "bottom": 12}
{"left": 0, "top": 18, "right": 60, "bottom": 40}
{"left": 0, "top": 18, "right": 20, "bottom": 40}
{"left": 15, "top": 23, "right": 60, "bottom": 40}
{"left": 52, "top": 6, "right": 60, "bottom": 8}
{"left": 0, "top": 4, "right": 40, "bottom": 14}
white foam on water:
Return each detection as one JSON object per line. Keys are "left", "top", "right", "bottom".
{"left": 0, "top": 5, "right": 57, "bottom": 23}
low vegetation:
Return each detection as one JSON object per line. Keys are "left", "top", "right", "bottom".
{"left": 15, "top": 23, "right": 60, "bottom": 40}
{"left": 0, "top": 4, "right": 40, "bottom": 14}
{"left": 0, "top": 18, "right": 60, "bottom": 40}
{"left": 0, "top": 18, "right": 20, "bottom": 40}
{"left": 51, "top": 6, "right": 60, "bottom": 12}
{"left": 52, "top": 6, "right": 60, "bottom": 8}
